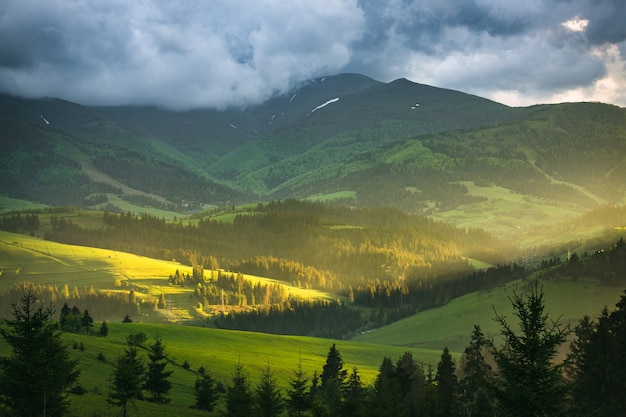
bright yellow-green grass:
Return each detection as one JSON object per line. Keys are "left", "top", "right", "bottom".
{"left": 0, "top": 231, "right": 337, "bottom": 320}
{"left": 0, "top": 322, "right": 443, "bottom": 417}
{"left": 431, "top": 182, "right": 585, "bottom": 241}
{"left": 352, "top": 277, "right": 624, "bottom": 354}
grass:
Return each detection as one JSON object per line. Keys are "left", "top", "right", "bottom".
{"left": 306, "top": 191, "right": 357, "bottom": 202}
{"left": 94, "top": 194, "right": 182, "bottom": 220}
{"left": 431, "top": 182, "right": 586, "bottom": 245}
{"left": 352, "top": 277, "right": 624, "bottom": 354}
{"left": 0, "top": 231, "right": 337, "bottom": 321}
{"left": 0, "top": 196, "right": 48, "bottom": 214}
{"left": 0, "top": 322, "right": 444, "bottom": 417}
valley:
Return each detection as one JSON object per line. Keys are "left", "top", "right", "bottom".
{"left": 1, "top": 73, "right": 626, "bottom": 416}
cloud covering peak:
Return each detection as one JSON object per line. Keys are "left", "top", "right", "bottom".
{"left": 1, "top": 0, "right": 624, "bottom": 109}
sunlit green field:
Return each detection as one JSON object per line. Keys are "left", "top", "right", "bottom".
{"left": 0, "top": 231, "right": 336, "bottom": 321}
{"left": 432, "top": 182, "right": 585, "bottom": 237}
{"left": 0, "top": 322, "right": 444, "bottom": 417}
{"left": 352, "top": 277, "right": 624, "bottom": 353}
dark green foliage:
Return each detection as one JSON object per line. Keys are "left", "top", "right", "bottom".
{"left": 368, "top": 357, "right": 403, "bottom": 417}
{"left": 215, "top": 299, "right": 363, "bottom": 338}
{"left": 80, "top": 309, "right": 94, "bottom": 334}
{"left": 436, "top": 347, "right": 458, "bottom": 417}
{"left": 286, "top": 361, "right": 310, "bottom": 417}
{"left": 193, "top": 372, "right": 220, "bottom": 411}
{"left": 225, "top": 362, "right": 254, "bottom": 417}
{"left": 318, "top": 344, "right": 347, "bottom": 416}
{"left": 395, "top": 351, "right": 425, "bottom": 417}
{"left": 568, "top": 291, "right": 626, "bottom": 416}
{"left": 144, "top": 336, "right": 173, "bottom": 404}
{"left": 126, "top": 332, "right": 147, "bottom": 346}
{"left": 491, "top": 285, "right": 570, "bottom": 417}
{"left": 254, "top": 363, "right": 284, "bottom": 417}
{"left": 99, "top": 321, "right": 109, "bottom": 337}
{"left": 458, "top": 325, "right": 495, "bottom": 417}
{"left": 341, "top": 367, "right": 365, "bottom": 417}
{"left": 108, "top": 342, "right": 145, "bottom": 417}
{"left": 0, "top": 289, "right": 80, "bottom": 417}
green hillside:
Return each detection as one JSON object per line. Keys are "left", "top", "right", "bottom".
{"left": 0, "top": 230, "right": 335, "bottom": 323}
{"left": 3, "top": 75, "right": 626, "bottom": 238}
{"left": 0, "top": 321, "right": 443, "bottom": 417}
{"left": 352, "top": 277, "right": 623, "bottom": 353}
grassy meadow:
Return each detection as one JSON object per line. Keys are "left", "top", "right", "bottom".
{"left": 431, "top": 182, "right": 585, "bottom": 238}
{"left": 352, "top": 277, "right": 623, "bottom": 353}
{"left": 0, "top": 230, "right": 337, "bottom": 322}
{"left": 0, "top": 321, "right": 443, "bottom": 417}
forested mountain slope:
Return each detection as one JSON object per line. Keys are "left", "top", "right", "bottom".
{"left": 2, "top": 74, "right": 625, "bottom": 229}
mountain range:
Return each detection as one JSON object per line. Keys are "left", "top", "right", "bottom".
{"left": 2, "top": 73, "right": 626, "bottom": 232}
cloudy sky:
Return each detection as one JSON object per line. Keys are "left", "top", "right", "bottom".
{"left": 1, "top": 0, "right": 624, "bottom": 109}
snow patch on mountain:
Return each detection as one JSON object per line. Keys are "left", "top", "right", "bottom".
{"left": 310, "top": 98, "right": 339, "bottom": 113}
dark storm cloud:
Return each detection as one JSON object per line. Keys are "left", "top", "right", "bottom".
{"left": 0, "top": 0, "right": 623, "bottom": 108}
{"left": 583, "top": 0, "right": 626, "bottom": 45}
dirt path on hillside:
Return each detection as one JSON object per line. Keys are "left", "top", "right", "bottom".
{"left": 65, "top": 144, "right": 169, "bottom": 203}
{"left": 524, "top": 151, "right": 607, "bottom": 206}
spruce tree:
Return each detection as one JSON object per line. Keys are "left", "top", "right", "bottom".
{"left": 0, "top": 289, "right": 79, "bottom": 417}
{"left": 319, "top": 343, "right": 347, "bottom": 416}
{"left": 144, "top": 336, "right": 173, "bottom": 403}
{"left": 99, "top": 321, "right": 109, "bottom": 337}
{"left": 286, "top": 360, "right": 310, "bottom": 417}
{"left": 458, "top": 325, "right": 495, "bottom": 417}
{"left": 255, "top": 363, "right": 284, "bottom": 417}
{"left": 395, "top": 351, "right": 424, "bottom": 417}
{"left": 341, "top": 367, "right": 365, "bottom": 417}
{"left": 108, "top": 342, "right": 145, "bottom": 417}
{"left": 436, "top": 346, "right": 459, "bottom": 417}
{"left": 569, "top": 291, "right": 626, "bottom": 416}
{"left": 81, "top": 309, "right": 94, "bottom": 334}
{"left": 491, "top": 285, "right": 569, "bottom": 417}
{"left": 194, "top": 371, "right": 219, "bottom": 411}
{"left": 225, "top": 361, "right": 254, "bottom": 417}
{"left": 368, "top": 357, "right": 403, "bottom": 417}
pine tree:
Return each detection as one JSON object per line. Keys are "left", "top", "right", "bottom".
{"left": 255, "top": 362, "right": 284, "bottom": 417}
{"left": 368, "top": 356, "right": 403, "bottom": 417}
{"left": 194, "top": 371, "right": 219, "bottom": 411}
{"left": 108, "top": 342, "right": 145, "bottom": 417}
{"left": 143, "top": 336, "right": 173, "bottom": 403}
{"left": 225, "top": 361, "right": 254, "bottom": 417}
{"left": 59, "top": 302, "right": 71, "bottom": 329}
{"left": 0, "top": 289, "right": 80, "bottom": 417}
{"left": 436, "top": 346, "right": 458, "bottom": 417}
{"left": 99, "top": 321, "right": 109, "bottom": 337}
{"left": 458, "top": 325, "right": 495, "bottom": 417}
{"left": 569, "top": 291, "right": 626, "bottom": 416}
{"left": 491, "top": 285, "right": 569, "bottom": 417}
{"left": 286, "top": 360, "right": 310, "bottom": 417}
{"left": 341, "top": 367, "right": 365, "bottom": 417}
{"left": 319, "top": 343, "right": 347, "bottom": 416}
{"left": 81, "top": 309, "right": 94, "bottom": 334}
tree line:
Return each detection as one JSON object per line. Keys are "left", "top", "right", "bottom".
{"left": 3, "top": 283, "right": 626, "bottom": 416}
